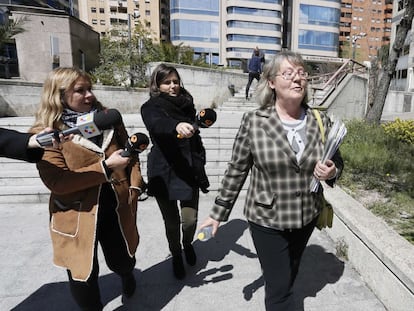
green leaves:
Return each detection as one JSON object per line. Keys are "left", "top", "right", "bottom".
{"left": 91, "top": 24, "right": 199, "bottom": 87}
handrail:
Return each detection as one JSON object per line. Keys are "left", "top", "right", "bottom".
{"left": 308, "top": 59, "right": 368, "bottom": 107}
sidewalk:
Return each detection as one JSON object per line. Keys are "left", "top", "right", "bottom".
{"left": 0, "top": 193, "right": 386, "bottom": 311}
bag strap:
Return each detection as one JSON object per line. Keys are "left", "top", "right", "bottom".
{"left": 312, "top": 109, "right": 325, "bottom": 144}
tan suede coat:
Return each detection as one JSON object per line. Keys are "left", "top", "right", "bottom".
{"left": 36, "top": 125, "right": 144, "bottom": 281}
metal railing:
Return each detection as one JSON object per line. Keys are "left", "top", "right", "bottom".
{"left": 308, "top": 59, "right": 368, "bottom": 107}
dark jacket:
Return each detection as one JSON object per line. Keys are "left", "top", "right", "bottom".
{"left": 0, "top": 128, "right": 44, "bottom": 162}
{"left": 141, "top": 91, "right": 209, "bottom": 200}
{"left": 248, "top": 55, "right": 262, "bottom": 74}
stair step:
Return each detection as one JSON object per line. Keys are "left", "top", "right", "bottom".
{"left": 0, "top": 107, "right": 252, "bottom": 203}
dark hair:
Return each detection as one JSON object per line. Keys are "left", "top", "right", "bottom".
{"left": 149, "top": 63, "right": 183, "bottom": 97}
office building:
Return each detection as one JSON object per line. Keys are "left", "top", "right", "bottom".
{"left": 292, "top": 0, "right": 341, "bottom": 58}
{"left": 170, "top": 0, "right": 341, "bottom": 68}
{"left": 170, "top": 0, "right": 220, "bottom": 65}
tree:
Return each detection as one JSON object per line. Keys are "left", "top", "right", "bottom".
{"left": 0, "top": 16, "right": 26, "bottom": 50}
{"left": 366, "top": 2, "right": 414, "bottom": 123}
{"left": 91, "top": 36, "right": 128, "bottom": 86}
{"left": 92, "top": 24, "right": 157, "bottom": 87}
{"left": 92, "top": 23, "right": 199, "bottom": 87}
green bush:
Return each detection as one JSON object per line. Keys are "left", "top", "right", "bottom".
{"left": 382, "top": 118, "right": 414, "bottom": 144}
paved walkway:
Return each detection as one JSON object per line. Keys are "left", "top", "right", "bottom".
{"left": 0, "top": 193, "right": 386, "bottom": 311}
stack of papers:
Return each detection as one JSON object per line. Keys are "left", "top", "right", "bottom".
{"left": 310, "top": 119, "right": 347, "bottom": 192}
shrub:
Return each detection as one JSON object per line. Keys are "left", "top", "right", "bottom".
{"left": 382, "top": 118, "right": 414, "bottom": 144}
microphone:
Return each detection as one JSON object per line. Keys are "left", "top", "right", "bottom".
{"left": 36, "top": 109, "right": 122, "bottom": 146}
{"left": 177, "top": 108, "right": 217, "bottom": 139}
{"left": 121, "top": 132, "right": 150, "bottom": 157}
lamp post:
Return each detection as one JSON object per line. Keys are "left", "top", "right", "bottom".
{"left": 127, "top": 13, "right": 134, "bottom": 87}
{"left": 351, "top": 32, "right": 366, "bottom": 60}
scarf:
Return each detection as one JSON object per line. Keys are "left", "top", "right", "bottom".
{"left": 158, "top": 90, "right": 196, "bottom": 123}
{"left": 61, "top": 107, "right": 102, "bottom": 146}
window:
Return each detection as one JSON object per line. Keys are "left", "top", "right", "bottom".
{"left": 99, "top": 8, "right": 104, "bottom": 13}
{"left": 91, "top": 7, "right": 97, "bottom": 13}
{"left": 100, "top": 20, "right": 105, "bottom": 25}
{"left": 92, "top": 19, "right": 97, "bottom": 24}
{"left": 171, "top": 19, "right": 219, "bottom": 42}
{"left": 299, "top": 29, "right": 339, "bottom": 52}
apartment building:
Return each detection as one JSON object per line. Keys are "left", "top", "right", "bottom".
{"left": 78, "top": 0, "right": 169, "bottom": 43}
{"left": 339, "top": 0, "right": 393, "bottom": 62}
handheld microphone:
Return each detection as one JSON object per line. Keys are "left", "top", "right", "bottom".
{"left": 177, "top": 108, "right": 217, "bottom": 139}
{"left": 36, "top": 109, "right": 122, "bottom": 146}
{"left": 121, "top": 132, "right": 150, "bottom": 157}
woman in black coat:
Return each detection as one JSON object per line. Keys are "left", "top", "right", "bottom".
{"left": 141, "top": 63, "right": 209, "bottom": 279}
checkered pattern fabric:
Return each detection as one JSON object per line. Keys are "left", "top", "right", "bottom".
{"left": 211, "top": 106, "right": 342, "bottom": 230}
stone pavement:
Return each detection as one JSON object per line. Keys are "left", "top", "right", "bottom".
{"left": 0, "top": 193, "right": 387, "bottom": 311}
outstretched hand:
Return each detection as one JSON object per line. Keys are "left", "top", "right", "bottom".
{"left": 29, "top": 128, "right": 74, "bottom": 149}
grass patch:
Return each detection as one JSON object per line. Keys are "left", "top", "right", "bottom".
{"left": 338, "top": 119, "right": 414, "bottom": 244}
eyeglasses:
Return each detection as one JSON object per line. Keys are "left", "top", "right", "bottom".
{"left": 276, "top": 69, "right": 308, "bottom": 80}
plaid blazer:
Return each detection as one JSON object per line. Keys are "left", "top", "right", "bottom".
{"left": 211, "top": 106, "right": 343, "bottom": 229}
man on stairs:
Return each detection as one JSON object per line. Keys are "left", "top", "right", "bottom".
{"left": 245, "top": 47, "right": 263, "bottom": 100}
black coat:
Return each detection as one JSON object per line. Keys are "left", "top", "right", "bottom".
{"left": 0, "top": 128, "right": 44, "bottom": 162}
{"left": 141, "top": 92, "right": 209, "bottom": 200}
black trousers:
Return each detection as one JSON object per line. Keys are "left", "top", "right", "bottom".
{"left": 155, "top": 189, "right": 199, "bottom": 256}
{"left": 67, "top": 183, "right": 136, "bottom": 311}
{"left": 245, "top": 71, "right": 261, "bottom": 98}
{"left": 249, "top": 218, "right": 316, "bottom": 310}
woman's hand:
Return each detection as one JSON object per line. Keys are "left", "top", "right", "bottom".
{"left": 29, "top": 127, "right": 74, "bottom": 148}
{"left": 176, "top": 122, "right": 195, "bottom": 138}
{"left": 104, "top": 149, "right": 130, "bottom": 171}
{"left": 198, "top": 216, "right": 221, "bottom": 237}
{"left": 313, "top": 159, "right": 337, "bottom": 181}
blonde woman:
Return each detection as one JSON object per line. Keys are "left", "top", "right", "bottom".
{"left": 31, "top": 67, "right": 144, "bottom": 310}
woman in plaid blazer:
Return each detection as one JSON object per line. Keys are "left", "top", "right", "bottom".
{"left": 200, "top": 51, "right": 343, "bottom": 310}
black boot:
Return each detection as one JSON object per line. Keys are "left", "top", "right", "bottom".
{"left": 183, "top": 244, "right": 197, "bottom": 266}
{"left": 172, "top": 254, "right": 186, "bottom": 279}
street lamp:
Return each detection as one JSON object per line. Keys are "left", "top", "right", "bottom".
{"left": 351, "top": 32, "right": 366, "bottom": 60}
{"left": 127, "top": 11, "right": 140, "bottom": 87}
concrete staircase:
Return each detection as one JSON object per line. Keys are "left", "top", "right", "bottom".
{"left": 0, "top": 94, "right": 255, "bottom": 203}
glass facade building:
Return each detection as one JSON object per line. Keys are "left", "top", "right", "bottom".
{"left": 170, "top": 0, "right": 220, "bottom": 64}
{"left": 170, "top": 0, "right": 341, "bottom": 67}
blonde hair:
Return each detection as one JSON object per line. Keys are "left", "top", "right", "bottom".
{"left": 32, "top": 67, "right": 103, "bottom": 131}
{"left": 256, "top": 51, "right": 308, "bottom": 109}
